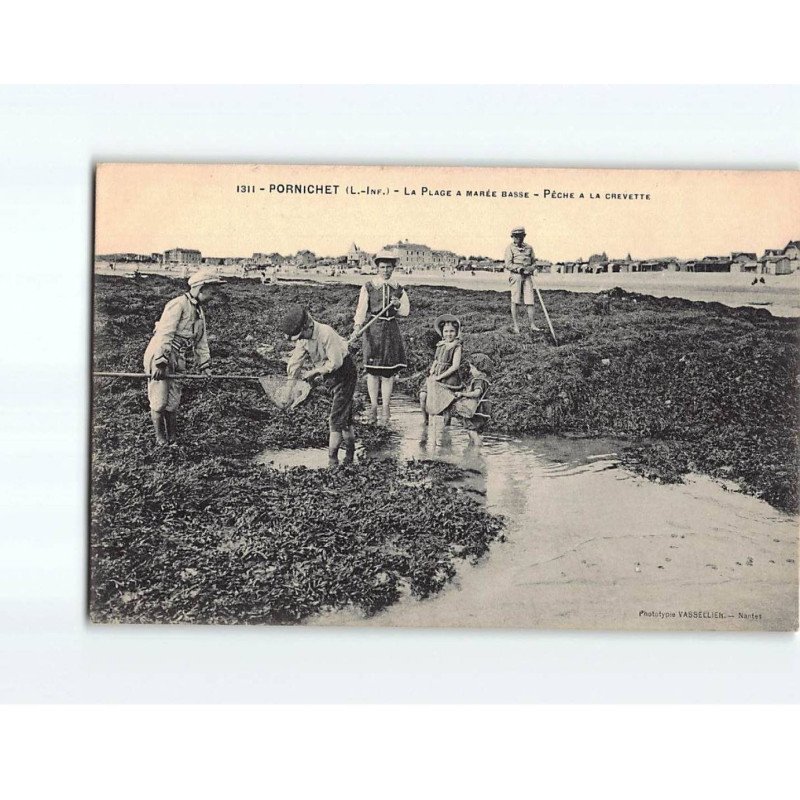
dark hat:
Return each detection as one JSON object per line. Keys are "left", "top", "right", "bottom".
{"left": 279, "top": 304, "right": 309, "bottom": 337}
{"left": 469, "top": 352, "right": 494, "bottom": 377}
{"left": 433, "top": 313, "right": 461, "bottom": 337}
{"left": 511, "top": 227, "right": 526, "bottom": 236}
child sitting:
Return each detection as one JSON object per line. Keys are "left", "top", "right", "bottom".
{"left": 419, "top": 314, "right": 463, "bottom": 425}
{"left": 452, "top": 352, "right": 493, "bottom": 443}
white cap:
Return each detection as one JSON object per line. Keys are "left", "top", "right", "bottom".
{"left": 187, "top": 269, "right": 226, "bottom": 288}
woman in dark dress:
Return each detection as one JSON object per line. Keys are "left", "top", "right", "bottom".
{"left": 352, "top": 249, "right": 410, "bottom": 422}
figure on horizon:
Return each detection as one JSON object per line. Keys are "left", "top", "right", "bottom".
{"left": 504, "top": 226, "right": 541, "bottom": 335}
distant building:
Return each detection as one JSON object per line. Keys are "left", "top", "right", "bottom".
{"left": 637, "top": 260, "right": 666, "bottom": 273}
{"left": 690, "top": 256, "right": 731, "bottom": 273}
{"left": 392, "top": 240, "right": 430, "bottom": 270}
{"left": 294, "top": 250, "right": 316, "bottom": 268}
{"left": 430, "top": 249, "right": 459, "bottom": 269}
{"left": 97, "top": 252, "right": 143, "bottom": 263}
{"left": 731, "top": 252, "right": 757, "bottom": 263}
{"left": 782, "top": 241, "right": 800, "bottom": 261}
{"left": 386, "top": 240, "right": 459, "bottom": 271}
{"left": 346, "top": 243, "right": 373, "bottom": 268}
{"left": 472, "top": 259, "right": 503, "bottom": 272}
{"left": 587, "top": 252, "right": 609, "bottom": 273}
{"left": 254, "top": 252, "right": 287, "bottom": 268}
{"left": 760, "top": 255, "right": 792, "bottom": 275}
{"left": 164, "top": 248, "right": 202, "bottom": 265}
{"left": 251, "top": 252, "right": 274, "bottom": 267}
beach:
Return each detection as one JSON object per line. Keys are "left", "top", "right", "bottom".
{"left": 90, "top": 274, "right": 799, "bottom": 629}
{"left": 95, "top": 263, "right": 800, "bottom": 317}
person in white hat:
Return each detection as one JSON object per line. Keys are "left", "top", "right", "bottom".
{"left": 352, "top": 248, "right": 410, "bottom": 423}
{"left": 505, "top": 226, "right": 541, "bottom": 334}
{"left": 142, "top": 268, "right": 225, "bottom": 446}
{"left": 419, "top": 313, "right": 464, "bottom": 425}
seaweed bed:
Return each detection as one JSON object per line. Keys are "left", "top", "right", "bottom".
{"left": 91, "top": 275, "right": 800, "bottom": 623}
{"left": 91, "top": 276, "right": 504, "bottom": 623}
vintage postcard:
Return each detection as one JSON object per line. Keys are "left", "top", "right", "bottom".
{"left": 91, "top": 163, "right": 799, "bottom": 630}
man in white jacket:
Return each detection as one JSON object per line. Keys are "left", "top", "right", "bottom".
{"left": 142, "top": 269, "right": 224, "bottom": 446}
{"left": 504, "top": 226, "right": 541, "bottom": 334}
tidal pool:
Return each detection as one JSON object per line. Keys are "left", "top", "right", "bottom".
{"left": 258, "top": 397, "right": 798, "bottom": 631}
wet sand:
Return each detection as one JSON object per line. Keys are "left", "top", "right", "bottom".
{"left": 259, "top": 399, "right": 799, "bottom": 632}
{"left": 331, "top": 270, "right": 800, "bottom": 318}
{"left": 94, "top": 265, "right": 800, "bottom": 317}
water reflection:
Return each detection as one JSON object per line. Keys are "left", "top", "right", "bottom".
{"left": 257, "top": 398, "right": 621, "bottom": 485}
{"left": 256, "top": 397, "right": 797, "bottom": 631}
{"left": 257, "top": 397, "right": 624, "bottom": 531}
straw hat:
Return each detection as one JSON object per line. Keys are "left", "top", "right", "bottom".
{"left": 373, "top": 249, "right": 399, "bottom": 264}
{"left": 433, "top": 313, "right": 461, "bottom": 338}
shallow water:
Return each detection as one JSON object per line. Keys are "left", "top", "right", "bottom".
{"left": 258, "top": 397, "right": 798, "bottom": 631}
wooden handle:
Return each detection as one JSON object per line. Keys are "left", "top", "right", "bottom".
{"left": 93, "top": 372, "right": 262, "bottom": 381}
{"left": 348, "top": 301, "right": 395, "bottom": 344}
{"left": 534, "top": 288, "right": 558, "bottom": 346}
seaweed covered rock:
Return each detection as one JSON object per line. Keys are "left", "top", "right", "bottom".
{"left": 91, "top": 452, "right": 504, "bottom": 623}
{"left": 92, "top": 267, "right": 800, "bottom": 617}
{"left": 91, "top": 276, "right": 507, "bottom": 623}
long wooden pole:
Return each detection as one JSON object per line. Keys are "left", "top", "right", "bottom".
{"left": 347, "top": 300, "right": 395, "bottom": 345}
{"left": 535, "top": 287, "right": 558, "bottom": 345}
{"left": 93, "top": 372, "right": 262, "bottom": 381}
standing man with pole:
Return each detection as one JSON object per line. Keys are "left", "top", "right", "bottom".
{"left": 504, "top": 226, "right": 541, "bottom": 335}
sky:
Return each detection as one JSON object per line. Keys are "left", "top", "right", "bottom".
{"left": 95, "top": 164, "right": 800, "bottom": 262}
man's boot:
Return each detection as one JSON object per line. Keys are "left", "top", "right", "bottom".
{"left": 342, "top": 441, "right": 356, "bottom": 465}
{"left": 150, "top": 411, "right": 169, "bottom": 447}
{"left": 165, "top": 411, "right": 178, "bottom": 445}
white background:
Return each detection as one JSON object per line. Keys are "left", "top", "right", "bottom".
{"left": 1, "top": 85, "right": 799, "bottom": 705}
